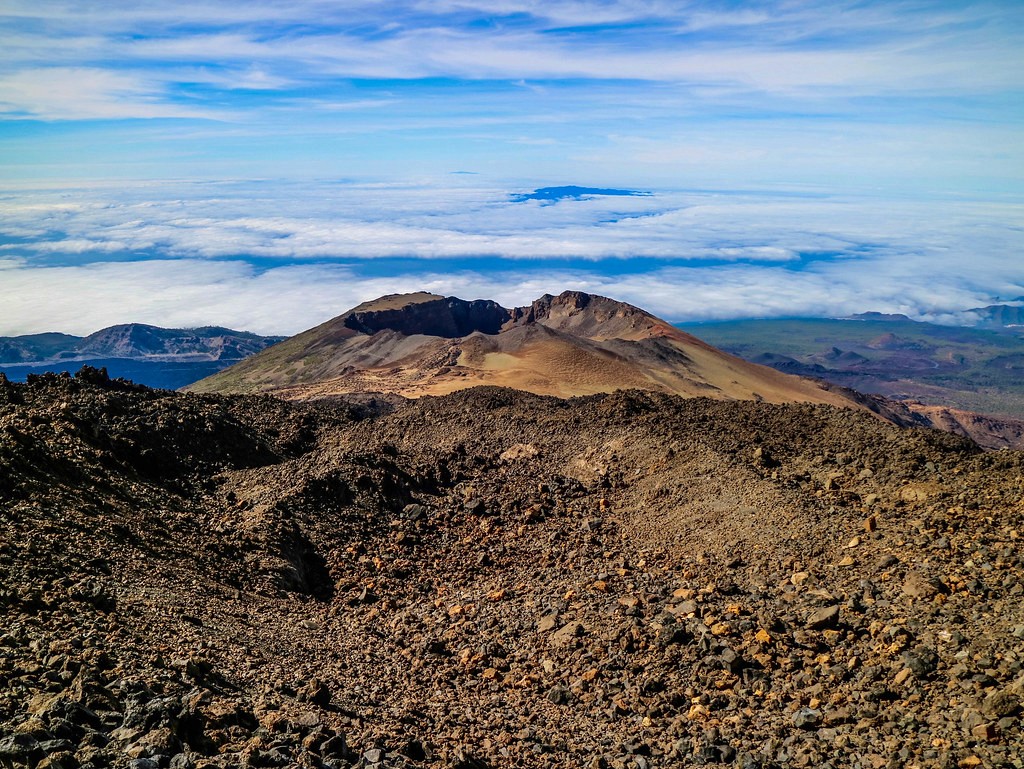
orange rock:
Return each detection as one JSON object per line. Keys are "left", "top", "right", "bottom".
{"left": 482, "top": 667, "right": 501, "bottom": 681}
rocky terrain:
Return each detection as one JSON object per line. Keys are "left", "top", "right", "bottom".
{"left": 883, "top": 403, "right": 1024, "bottom": 454}
{"left": 1, "top": 367, "right": 1022, "bottom": 768}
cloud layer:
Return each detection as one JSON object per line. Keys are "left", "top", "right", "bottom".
{"left": 0, "top": 181, "right": 1020, "bottom": 336}
{"left": 4, "top": 1, "right": 1021, "bottom": 95}
{"left": 1, "top": 3, "right": 1020, "bottom": 336}
{"left": 1, "top": 2, "right": 1021, "bottom": 191}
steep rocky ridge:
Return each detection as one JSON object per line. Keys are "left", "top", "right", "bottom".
{"left": 1, "top": 369, "right": 1022, "bottom": 768}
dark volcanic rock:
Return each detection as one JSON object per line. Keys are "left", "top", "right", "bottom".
{"left": 806, "top": 605, "right": 840, "bottom": 630}
{"left": 0, "top": 375, "right": 1020, "bottom": 767}
{"left": 345, "top": 296, "right": 511, "bottom": 338}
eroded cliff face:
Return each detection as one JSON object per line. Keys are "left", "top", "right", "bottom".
{"left": 344, "top": 296, "right": 512, "bottom": 338}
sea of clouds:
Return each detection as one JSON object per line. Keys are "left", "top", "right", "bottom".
{"left": 0, "top": 179, "right": 1020, "bottom": 336}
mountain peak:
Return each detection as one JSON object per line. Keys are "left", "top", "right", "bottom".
{"left": 348, "top": 292, "right": 445, "bottom": 313}
{"left": 847, "top": 311, "right": 913, "bottom": 322}
{"left": 534, "top": 290, "right": 608, "bottom": 313}
{"left": 188, "top": 290, "right": 865, "bottom": 410}
{"left": 510, "top": 290, "right": 673, "bottom": 342}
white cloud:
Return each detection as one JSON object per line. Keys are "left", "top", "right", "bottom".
{"left": 0, "top": 0, "right": 1018, "bottom": 200}
{"left": 0, "top": 68, "right": 232, "bottom": 120}
{"left": 2, "top": 2, "right": 1021, "bottom": 96}
{"left": 0, "top": 255, "right": 1018, "bottom": 338}
{"left": 0, "top": 181, "right": 1020, "bottom": 335}
{"left": 175, "top": 65, "right": 295, "bottom": 91}
{"left": 1, "top": 183, "right": 833, "bottom": 260}
{"left": 0, "top": 258, "right": 574, "bottom": 336}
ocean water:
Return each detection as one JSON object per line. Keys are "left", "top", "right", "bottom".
{"left": 0, "top": 358, "right": 235, "bottom": 391}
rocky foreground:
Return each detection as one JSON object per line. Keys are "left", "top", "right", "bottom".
{"left": 1, "top": 369, "right": 1023, "bottom": 769}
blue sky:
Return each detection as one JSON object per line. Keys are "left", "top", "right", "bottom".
{"left": 0, "top": 1, "right": 1022, "bottom": 335}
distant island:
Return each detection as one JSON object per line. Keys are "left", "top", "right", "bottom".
{"left": 0, "top": 323, "right": 283, "bottom": 391}
{"left": 510, "top": 185, "right": 651, "bottom": 202}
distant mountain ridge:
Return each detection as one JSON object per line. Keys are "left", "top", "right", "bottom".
{"left": 847, "top": 312, "right": 913, "bottom": 322}
{"left": 680, "top": 314, "right": 1024, "bottom": 447}
{"left": 0, "top": 332, "right": 81, "bottom": 364}
{"left": 0, "top": 323, "right": 284, "bottom": 364}
{"left": 968, "top": 303, "right": 1024, "bottom": 328}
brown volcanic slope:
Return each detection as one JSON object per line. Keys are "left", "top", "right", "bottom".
{"left": 186, "top": 292, "right": 861, "bottom": 410}
{"left": 2, "top": 371, "right": 1023, "bottom": 769}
